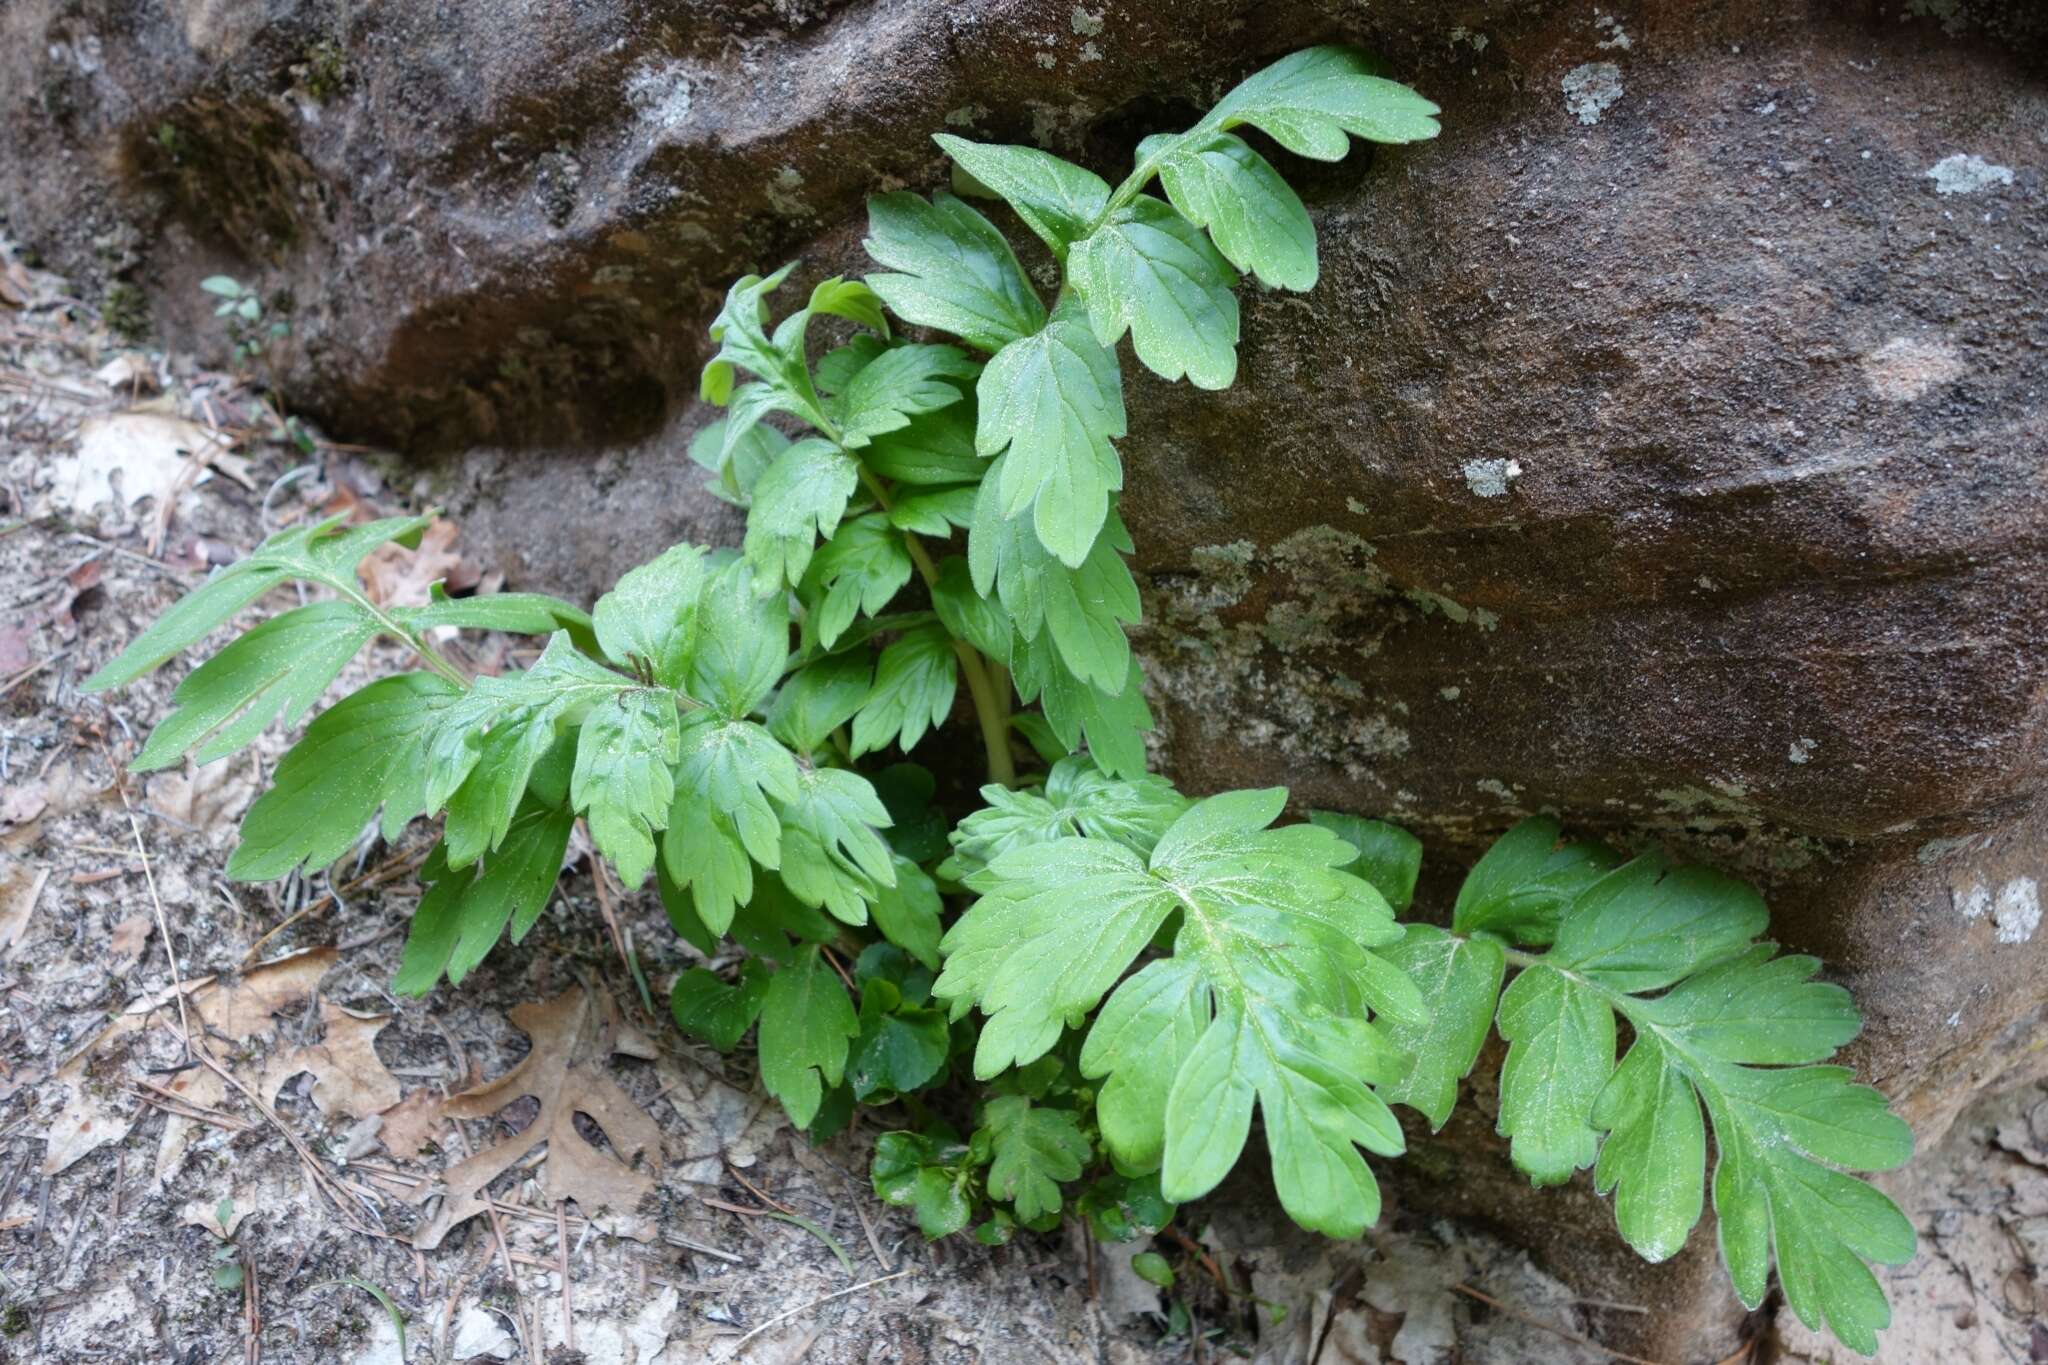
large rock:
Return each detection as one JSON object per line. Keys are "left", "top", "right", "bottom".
{"left": 8, "top": 0, "right": 2045, "bottom": 1356}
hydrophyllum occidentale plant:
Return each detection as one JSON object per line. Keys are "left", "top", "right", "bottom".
{"left": 86, "top": 47, "right": 1915, "bottom": 1354}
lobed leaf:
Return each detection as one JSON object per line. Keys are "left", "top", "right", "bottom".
{"left": 228, "top": 672, "right": 463, "bottom": 882}
{"left": 757, "top": 944, "right": 859, "bottom": 1129}
{"left": 976, "top": 300, "right": 1126, "bottom": 567}
{"left": 1067, "top": 196, "right": 1240, "bottom": 390}
{"left": 864, "top": 190, "right": 1046, "bottom": 352}
{"left": 930, "top": 136, "right": 1110, "bottom": 258}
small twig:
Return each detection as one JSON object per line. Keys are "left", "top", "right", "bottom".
{"left": 727, "top": 1165, "right": 795, "bottom": 1216}
{"left": 482, "top": 1198, "right": 531, "bottom": 1362}
{"left": 239, "top": 848, "right": 424, "bottom": 965}
{"left": 109, "top": 747, "right": 192, "bottom": 1055}
{"left": 1449, "top": 1283, "right": 1666, "bottom": 1365}
{"left": 0, "top": 650, "right": 70, "bottom": 701}
{"left": 716, "top": 1269, "right": 912, "bottom": 1360}
{"left": 557, "top": 1200, "right": 574, "bottom": 1354}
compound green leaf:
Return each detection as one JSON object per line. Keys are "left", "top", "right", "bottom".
{"left": 134, "top": 601, "right": 377, "bottom": 771}
{"left": 687, "top": 559, "right": 790, "bottom": 719}
{"left": 850, "top": 979, "right": 951, "bottom": 1100}
{"left": 591, "top": 543, "right": 706, "bottom": 689}
{"left": 862, "top": 406, "right": 984, "bottom": 487}
{"left": 660, "top": 799, "right": 754, "bottom": 936}
{"left": 828, "top": 343, "right": 979, "bottom": 449}
{"left": 670, "top": 960, "right": 771, "bottom": 1051}
{"left": 1548, "top": 856, "right": 1767, "bottom": 994}
{"left": 930, "top": 136, "right": 1111, "bottom": 258}
{"left": 943, "top": 754, "right": 1184, "bottom": 882}
{"left": 1307, "top": 811, "right": 1422, "bottom": 911}
{"left": 1204, "top": 45, "right": 1442, "bottom": 158}
{"left": 976, "top": 301, "right": 1126, "bottom": 566}
{"left": 1451, "top": 816, "right": 1621, "bottom": 944}
{"left": 776, "top": 767, "right": 897, "bottom": 924}
{"left": 1068, "top": 196, "right": 1239, "bottom": 390}
{"left": 799, "top": 513, "right": 912, "bottom": 651}
{"left": 674, "top": 711, "right": 801, "bottom": 874}
{"left": 689, "top": 416, "right": 790, "bottom": 505}
{"left": 938, "top": 790, "right": 1411, "bottom": 1237}
{"left": 1488, "top": 851, "right": 1915, "bottom": 1355}
{"left": 868, "top": 854, "right": 944, "bottom": 971}
{"left": 744, "top": 438, "right": 861, "bottom": 593}
{"left": 864, "top": 190, "right": 1046, "bottom": 352}
{"left": 768, "top": 651, "right": 873, "bottom": 756}
{"left": 1140, "top": 131, "right": 1316, "bottom": 290}
{"left": 1009, "top": 634, "right": 1151, "bottom": 780}
{"left": 1591, "top": 1034, "right": 1705, "bottom": 1264}
{"left": 83, "top": 513, "right": 430, "bottom": 692}
{"left": 422, "top": 633, "right": 629, "bottom": 865}
{"left": 228, "top": 672, "right": 462, "bottom": 881}
{"left": 931, "top": 556, "right": 1013, "bottom": 666}
{"left": 757, "top": 944, "right": 859, "bottom": 1129}
{"left": 398, "top": 588, "right": 594, "bottom": 645}
{"left": 1079, "top": 957, "right": 1207, "bottom": 1174}
{"left": 700, "top": 264, "right": 830, "bottom": 432}
{"left": 394, "top": 802, "right": 573, "bottom": 993}
{"left": 1495, "top": 964, "right": 1613, "bottom": 1185}
{"left": 969, "top": 471, "right": 1138, "bottom": 690}
{"left": 571, "top": 688, "right": 680, "bottom": 887}
{"left": 807, "top": 275, "right": 889, "bottom": 336}
{"left": 851, "top": 622, "right": 958, "bottom": 757}
{"left": 887, "top": 486, "right": 977, "bottom": 537}
{"left": 979, "top": 1096, "right": 1090, "bottom": 1221}
{"left": 1378, "top": 924, "right": 1504, "bottom": 1130}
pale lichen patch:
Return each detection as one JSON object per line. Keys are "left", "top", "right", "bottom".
{"left": 1561, "top": 62, "right": 1623, "bottom": 125}
{"left": 1926, "top": 153, "right": 2014, "bottom": 196}
{"left": 1462, "top": 457, "right": 1522, "bottom": 498}
{"left": 1994, "top": 877, "right": 2040, "bottom": 943}
{"left": 1862, "top": 336, "right": 1966, "bottom": 402}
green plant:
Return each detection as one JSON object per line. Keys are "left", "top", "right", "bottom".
{"left": 200, "top": 274, "right": 314, "bottom": 453}
{"left": 87, "top": 48, "right": 1915, "bottom": 1354}
{"left": 201, "top": 274, "right": 281, "bottom": 360}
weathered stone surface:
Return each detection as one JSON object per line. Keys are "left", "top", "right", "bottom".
{"left": 7, "top": 0, "right": 2046, "bottom": 1357}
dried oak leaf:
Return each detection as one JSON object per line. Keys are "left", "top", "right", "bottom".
{"left": 378, "top": 1088, "right": 452, "bottom": 1161}
{"left": 410, "top": 986, "right": 662, "bottom": 1249}
{"left": 260, "top": 1003, "right": 402, "bottom": 1119}
{"left": 108, "top": 913, "right": 153, "bottom": 969}
{"left": 360, "top": 519, "right": 474, "bottom": 609}
{"left": 42, "top": 948, "right": 336, "bottom": 1175}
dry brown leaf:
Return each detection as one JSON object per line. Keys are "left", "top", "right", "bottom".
{"left": 377, "top": 1088, "right": 451, "bottom": 1160}
{"left": 0, "top": 860, "right": 49, "bottom": 956}
{"left": 182, "top": 1197, "right": 248, "bottom": 1238}
{"left": 56, "top": 410, "right": 228, "bottom": 513}
{"left": 0, "top": 785, "right": 46, "bottom": 827}
{"left": 154, "top": 1065, "right": 228, "bottom": 1185}
{"left": 0, "top": 623, "right": 30, "bottom": 675}
{"left": 49, "top": 557, "right": 104, "bottom": 640}
{"left": 108, "top": 913, "right": 154, "bottom": 969}
{"left": 94, "top": 353, "right": 159, "bottom": 393}
{"left": 144, "top": 759, "right": 257, "bottom": 836}
{"left": 195, "top": 947, "right": 338, "bottom": 1041}
{"left": 410, "top": 986, "right": 663, "bottom": 1249}
{"left": 261, "top": 1003, "right": 402, "bottom": 1119}
{"left": 360, "top": 519, "right": 474, "bottom": 609}
{"left": 43, "top": 953, "right": 332, "bottom": 1175}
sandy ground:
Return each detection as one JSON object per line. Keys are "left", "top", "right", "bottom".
{"left": 2, "top": 240, "right": 2044, "bottom": 1365}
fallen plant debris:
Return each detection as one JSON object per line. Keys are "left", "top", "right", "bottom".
{"left": 408, "top": 984, "right": 665, "bottom": 1249}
